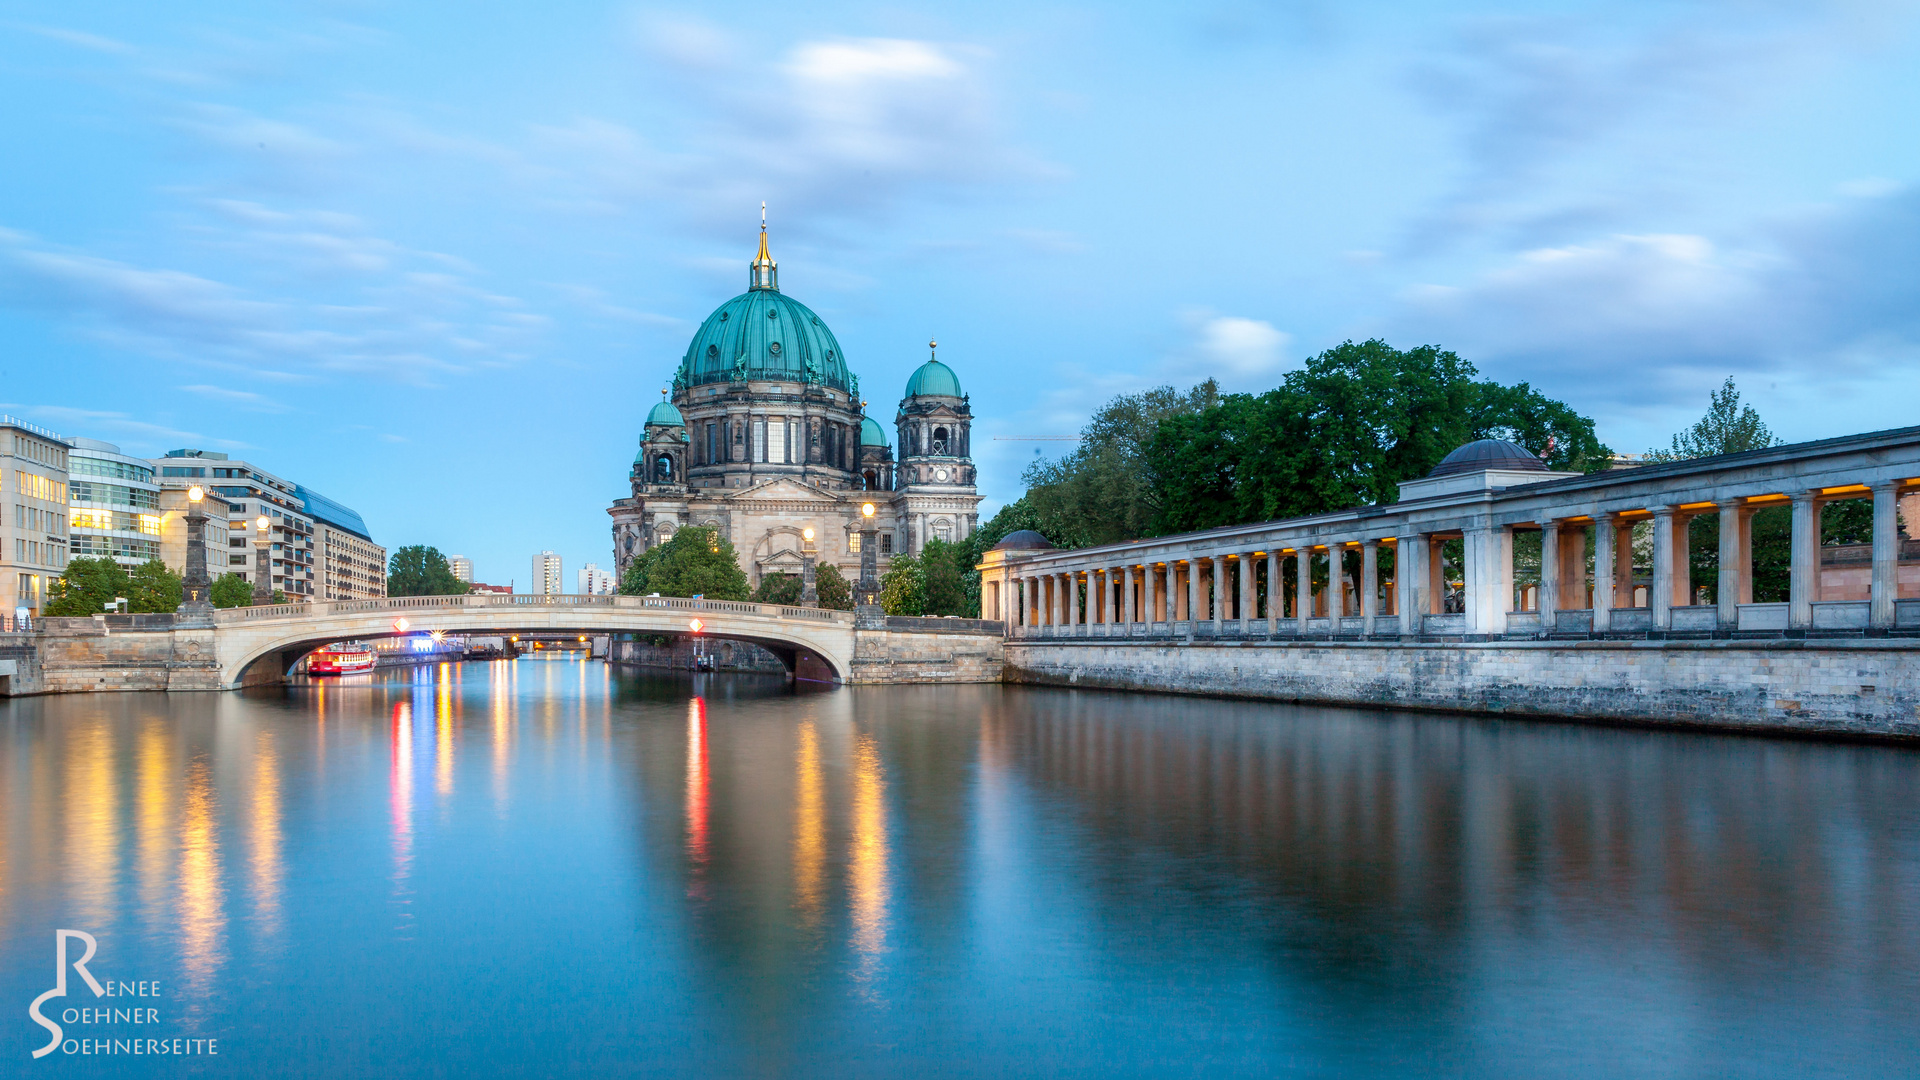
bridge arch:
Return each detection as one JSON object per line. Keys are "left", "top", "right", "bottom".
{"left": 215, "top": 595, "right": 856, "bottom": 689}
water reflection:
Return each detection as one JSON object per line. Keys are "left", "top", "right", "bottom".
{"left": 0, "top": 668, "right": 1916, "bottom": 1077}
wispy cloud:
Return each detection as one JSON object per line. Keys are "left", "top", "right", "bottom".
{"left": 15, "top": 24, "right": 136, "bottom": 54}
{"left": 0, "top": 226, "right": 545, "bottom": 383}
{"left": 14, "top": 405, "right": 239, "bottom": 452}
{"left": 179, "top": 384, "right": 290, "bottom": 411}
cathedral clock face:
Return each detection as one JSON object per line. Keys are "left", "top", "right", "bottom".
{"left": 935, "top": 468, "right": 949, "bottom": 482}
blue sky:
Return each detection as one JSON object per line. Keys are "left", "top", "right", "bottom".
{"left": 5, "top": 1, "right": 1920, "bottom": 584}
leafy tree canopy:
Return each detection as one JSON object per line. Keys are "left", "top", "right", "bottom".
{"left": 1148, "top": 339, "right": 1611, "bottom": 533}
{"left": 1645, "top": 377, "right": 1782, "bottom": 462}
{"left": 879, "top": 552, "right": 925, "bottom": 616}
{"left": 618, "top": 527, "right": 749, "bottom": 601}
{"left": 210, "top": 573, "right": 254, "bottom": 608}
{"left": 1022, "top": 381, "right": 1221, "bottom": 547}
{"left": 44, "top": 556, "right": 128, "bottom": 616}
{"left": 387, "top": 545, "right": 471, "bottom": 597}
{"left": 812, "top": 563, "right": 853, "bottom": 611}
{"left": 127, "top": 560, "right": 182, "bottom": 613}
{"left": 751, "top": 572, "right": 802, "bottom": 605}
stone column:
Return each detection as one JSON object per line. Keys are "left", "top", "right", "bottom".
{"left": 1538, "top": 521, "right": 1562, "bottom": 620}
{"left": 1790, "top": 492, "right": 1820, "bottom": 631}
{"left": 1123, "top": 566, "right": 1137, "bottom": 627}
{"left": 1261, "top": 550, "right": 1276, "bottom": 633}
{"left": 1067, "top": 571, "right": 1080, "bottom": 628}
{"left": 1239, "top": 553, "right": 1256, "bottom": 631}
{"left": 1615, "top": 518, "right": 1637, "bottom": 606}
{"left": 1872, "top": 482, "right": 1901, "bottom": 632}
{"left": 1650, "top": 507, "right": 1676, "bottom": 630}
{"left": 1360, "top": 539, "right": 1379, "bottom": 637}
{"left": 1104, "top": 569, "right": 1118, "bottom": 624}
{"left": 1593, "top": 515, "right": 1617, "bottom": 633}
{"left": 1463, "top": 525, "right": 1511, "bottom": 636}
{"left": 1209, "top": 555, "right": 1225, "bottom": 630}
{"left": 1400, "top": 534, "right": 1427, "bottom": 636}
{"left": 1717, "top": 499, "right": 1751, "bottom": 631}
{"left": 1296, "top": 549, "right": 1312, "bottom": 635}
{"left": 1183, "top": 559, "right": 1199, "bottom": 626}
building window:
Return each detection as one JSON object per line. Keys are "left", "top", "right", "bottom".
{"left": 881, "top": 533, "right": 893, "bottom": 554}
{"left": 849, "top": 533, "right": 860, "bottom": 553}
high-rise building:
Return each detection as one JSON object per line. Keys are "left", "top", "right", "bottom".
{"left": 295, "top": 485, "right": 386, "bottom": 601}
{"left": 533, "top": 551, "right": 562, "bottom": 595}
{"left": 578, "top": 563, "right": 615, "bottom": 595}
{"left": 67, "top": 439, "right": 161, "bottom": 569}
{"left": 448, "top": 555, "right": 473, "bottom": 583}
{"left": 2, "top": 417, "right": 71, "bottom": 618}
{"left": 153, "top": 450, "right": 318, "bottom": 599}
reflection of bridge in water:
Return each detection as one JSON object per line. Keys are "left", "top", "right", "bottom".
{"left": 22, "top": 594, "right": 1005, "bottom": 693}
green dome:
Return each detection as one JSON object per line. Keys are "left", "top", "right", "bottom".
{"left": 860, "top": 416, "right": 889, "bottom": 447}
{"left": 676, "top": 290, "right": 851, "bottom": 392}
{"left": 645, "top": 400, "right": 684, "bottom": 427}
{"left": 904, "top": 358, "right": 963, "bottom": 398}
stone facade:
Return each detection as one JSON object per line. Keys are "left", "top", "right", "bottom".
{"left": 1006, "top": 639, "right": 1920, "bottom": 739}
{"left": 607, "top": 226, "right": 981, "bottom": 591}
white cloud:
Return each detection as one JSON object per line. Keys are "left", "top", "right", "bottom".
{"left": 1175, "top": 311, "right": 1291, "bottom": 385}
{"left": 179, "top": 384, "right": 289, "bottom": 411}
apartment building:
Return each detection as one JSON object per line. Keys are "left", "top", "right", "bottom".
{"left": 296, "top": 485, "right": 386, "bottom": 601}
{"left": 2, "top": 417, "right": 70, "bottom": 617}
{"left": 68, "top": 439, "right": 163, "bottom": 568}
{"left": 533, "top": 551, "right": 562, "bottom": 595}
{"left": 577, "top": 563, "right": 615, "bottom": 595}
{"left": 153, "top": 450, "right": 317, "bottom": 599}
{"left": 449, "top": 555, "right": 473, "bottom": 583}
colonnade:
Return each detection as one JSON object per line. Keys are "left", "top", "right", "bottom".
{"left": 979, "top": 426, "right": 1920, "bottom": 640}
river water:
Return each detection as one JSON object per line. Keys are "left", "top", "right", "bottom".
{"left": 2, "top": 659, "right": 1917, "bottom": 1077}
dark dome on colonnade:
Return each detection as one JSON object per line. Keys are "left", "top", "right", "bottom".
{"left": 990, "top": 530, "right": 1053, "bottom": 551}
{"left": 1427, "top": 439, "right": 1547, "bottom": 478}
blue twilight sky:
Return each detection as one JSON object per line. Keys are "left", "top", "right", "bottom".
{"left": 5, "top": 1, "right": 1920, "bottom": 584}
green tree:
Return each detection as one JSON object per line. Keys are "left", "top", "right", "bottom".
{"left": 210, "top": 573, "right": 253, "bottom": 608}
{"left": 127, "top": 559, "right": 182, "bottom": 613}
{"left": 1645, "top": 377, "right": 1781, "bottom": 462}
{"left": 879, "top": 552, "right": 924, "bottom": 615}
{"left": 1148, "top": 339, "right": 1611, "bottom": 533}
{"left": 617, "top": 526, "right": 749, "bottom": 600}
{"left": 918, "top": 538, "right": 970, "bottom": 616}
{"left": 43, "top": 556, "right": 129, "bottom": 616}
{"left": 1023, "top": 381, "right": 1221, "bottom": 547}
{"left": 387, "top": 545, "right": 470, "bottom": 597}
{"left": 751, "top": 572, "right": 802, "bottom": 605}
{"left": 813, "top": 563, "right": 853, "bottom": 611}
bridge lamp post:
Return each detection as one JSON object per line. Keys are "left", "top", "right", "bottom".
{"left": 800, "top": 527, "right": 818, "bottom": 607}
{"left": 177, "top": 485, "right": 215, "bottom": 620}
{"left": 855, "top": 502, "right": 881, "bottom": 613}
{"left": 252, "top": 515, "right": 273, "bottom": 605}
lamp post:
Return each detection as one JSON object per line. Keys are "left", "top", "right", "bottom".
{"left": 252, "top": 514, "right": 273, "bottom": 605}
{"left": 177, "top": 485, "right": 214, "bottom": 619}
{"left": 855, "top": 502, "right": 881, "bottom": 612}
{"left": 800, "top": 527, "right": 818, "bottom": 607}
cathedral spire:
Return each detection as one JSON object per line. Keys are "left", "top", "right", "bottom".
{"left": 750, "top": 202, "right": 778, "bottom": 291}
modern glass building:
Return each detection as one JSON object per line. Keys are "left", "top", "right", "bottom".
{"left": 153, "top": 449, "right": 317, "bottom": 598}
{"left": 67, "top": 438, "right": 161, "bottom": 568}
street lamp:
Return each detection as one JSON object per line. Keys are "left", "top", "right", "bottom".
{"left": 855, "top": 501, "right": 881, "bottom": 613}
{"left": 800, "top": 526, "right": 818, "bottom": 607}
{"left": 177, "top": 484, "right": 214, "bottom": 619}
{"left": 252, "top": 514, "right": 273, "bottom": 605}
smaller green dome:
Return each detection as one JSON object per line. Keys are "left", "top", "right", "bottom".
{"left": 904, "top": 358, "right": 963, "bottom": 399}
{"left": 860, "top": 416, "right": 889, "bottom": 447}
{"left": 646, "top": 400, "right": 684, "bottom": 427}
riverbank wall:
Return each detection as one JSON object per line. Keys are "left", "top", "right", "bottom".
{"left": 1005, "top": 639, "right": 1920, "bottom": 740}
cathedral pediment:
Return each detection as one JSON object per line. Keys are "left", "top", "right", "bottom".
{"left": 724, "top": 477, "right": 844, "bottom": 504}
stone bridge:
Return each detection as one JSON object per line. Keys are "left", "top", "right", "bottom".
{"left": 15, "top": 594, "right": 1005, "bottom": 693}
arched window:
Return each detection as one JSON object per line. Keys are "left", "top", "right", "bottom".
{"left": 655, "top": 454, "right": 673, "bottom": 483}
{"left": 933, "top": 426, "right": 950, "bottom": 454}
{"left": 863, "top": 469, "right": 877, "bottom": 490}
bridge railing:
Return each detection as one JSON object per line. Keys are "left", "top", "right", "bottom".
{"left": 210, "top": 592, "right": 855, "bottom": 626}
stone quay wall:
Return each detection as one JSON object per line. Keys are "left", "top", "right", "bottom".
{"left": 1005, "top": 638, "right": 1920, "bottom": 740}
{"left": 847, "top": 622, "right": 1005, "bottom": 685}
